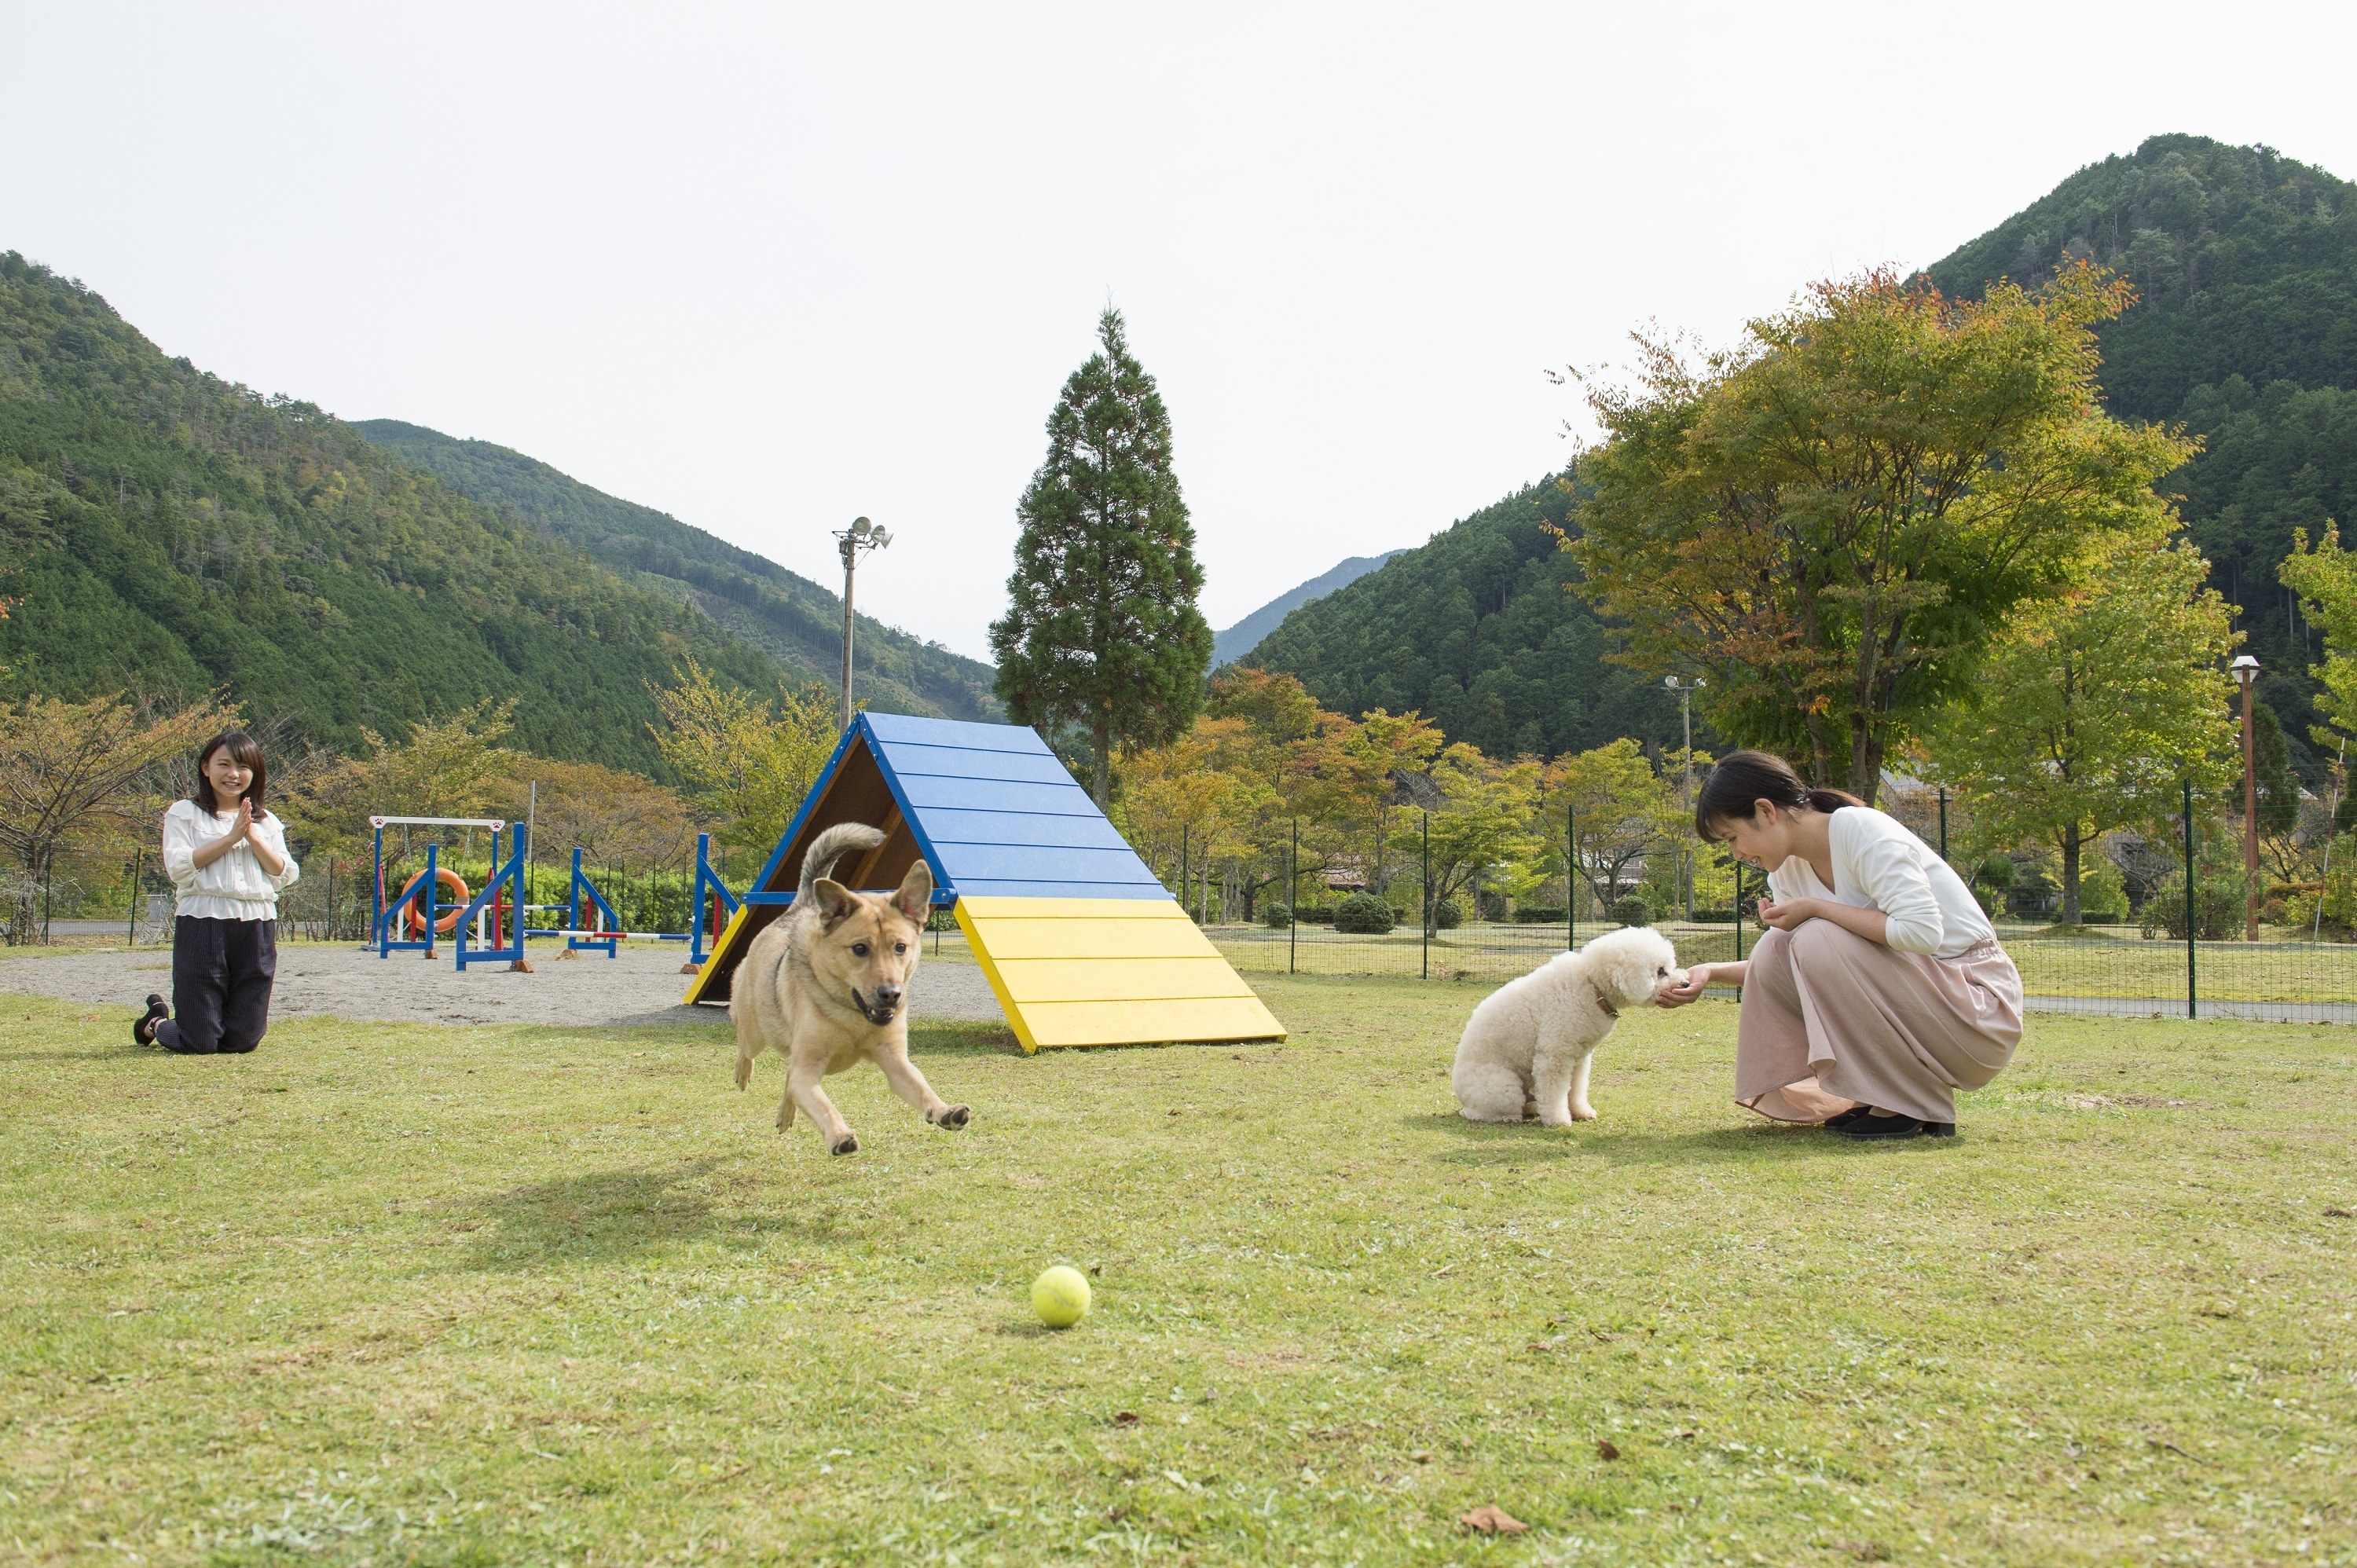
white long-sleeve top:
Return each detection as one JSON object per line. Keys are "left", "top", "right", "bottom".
{"left": 1763, "top": 805, "right": 1993, "bottom": 958}
{"left": 162, "top": 798, "right": 300, "bottom": 921}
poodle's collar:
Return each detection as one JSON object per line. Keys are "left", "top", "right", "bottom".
{"left": 1589, "top": 981, "right": 1620, "bottom": 1018}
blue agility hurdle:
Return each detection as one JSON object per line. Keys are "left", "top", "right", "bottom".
{"left": 372, "top": 815, "right": 511, "bottom": 961}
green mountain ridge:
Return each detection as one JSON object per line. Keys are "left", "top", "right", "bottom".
{"left": 1241, "top": 478, "right": 1684, "bottom": 758}
{"left": 353, "top": 421, "right": 999, "bottom": 723}
{"left": 1252, "top": 134, "right": 2357, "bottom": 769}
{"left": 1923, "top": 133, "right": 2357, "bottom": 763}
{"left": 0, "top": 252, "right": 784, "bottom": 773}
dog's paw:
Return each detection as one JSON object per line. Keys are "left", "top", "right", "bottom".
{"left": 735, "top": 1057, "right": 752, "bottom": 1090}
{"left": 1570, "top": 1104, "right": 1599, "bottom": 1123}
{"left": 829, "top": 1134, "right": 860, "bottom": 1156}
{"left": 930, "top": 1104, "right": 970, "bottom": 1130}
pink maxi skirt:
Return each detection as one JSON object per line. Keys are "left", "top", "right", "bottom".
{"left": 1735, "top": 921, "right": 2024, "bottom": 1124}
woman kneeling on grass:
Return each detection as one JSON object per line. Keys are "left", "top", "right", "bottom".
{"left": 1654, "top": 750, "right": 2022, "bottom": 1141}
{"left": 132, "top": 731, "right": 299, "bottom": 1056}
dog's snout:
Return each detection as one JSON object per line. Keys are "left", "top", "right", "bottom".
{"left": 873, "top": 984, "right": 903, "bottom": 1007}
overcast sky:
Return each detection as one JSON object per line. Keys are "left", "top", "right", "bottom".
{"left": 8, "top": 3, "right": 2355, "bottom": 662}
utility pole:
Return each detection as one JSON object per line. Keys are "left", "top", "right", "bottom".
{"left": 1663, "top": 676, "right": 1705, "bottom": 921}
{"left": 834, "top": 516, "right": 893, "bottom": 731}
{"left": 2232, "top": 654, "right": 2260, "bottom": 940}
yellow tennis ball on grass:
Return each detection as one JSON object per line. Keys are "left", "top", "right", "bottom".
{"left": 1031, "top": 1265, "right": 1091, "bottom": 1328}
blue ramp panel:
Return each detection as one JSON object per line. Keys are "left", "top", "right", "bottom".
{"left": 684, "top": 712, "right": 1285, "bottom": 1050}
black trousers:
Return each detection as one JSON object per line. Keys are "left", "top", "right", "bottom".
{"left": 158, "top": 917, "right": 277, "bottom": 1055}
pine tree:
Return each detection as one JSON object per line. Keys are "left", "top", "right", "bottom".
{"left": 992, "top": 309, "right": 1211, "bottom": 806}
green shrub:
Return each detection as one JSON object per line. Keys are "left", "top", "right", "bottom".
{"left": 2076, "top": 857, "right": 2129, "bottom": 923}
{"left": 1260, "top": 902, "right": 1293, "bottom": 929}
{"left": 1332, "top": 892, "right": 1396, "bottom": 935}
{"left": 1690, "top": 907, "right": 1738, "bottom": 924}
{"left": 2145, "top": 866, "right": 2251, "bottom": 940}
{"left": 1430, "top": 899, "right": 1463, "bottom": 931}
{"left": 1610, "top": 895, "right": 1653, "bottom": 926}
{"left": 1512, "top": 907, "right": 1570, "bottom": 925}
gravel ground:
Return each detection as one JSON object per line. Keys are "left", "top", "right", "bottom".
{"left": 0, "top": 940, "right": 1007, "bottom": 1030}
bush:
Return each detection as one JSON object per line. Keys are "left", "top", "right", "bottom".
{"left": 2145, "top": 866, "right": 2251, "bottom": 940}
{"left": 1610, "top": 895, "right": 1653, "bottom": 926}
{"left": 1690, "top": 907, "right": 1738, "bottom": 924}
{"left": 2075, "top": 856, "right": 2129, "bottom": 923}
{"left": 1260, "top": 902, "right": 1293, "bottom": 929}
{"left": 1512, "top": 907, "right": 1570, "bottom": 925}
{"left": 1332, "top": 892, "right": 1396, "bottom": 935}
{"left": 1428, "top": 899, "right": 1463, "bottom": 931}
{"left": 1291, "top": 903, "right": 1336, "bottom": 925}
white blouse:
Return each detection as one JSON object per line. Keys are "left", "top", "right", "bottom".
{"left": 162, "top": 798, "right": 301, "bottom": 921}
{"left": 1763, "top": 805, "right": 1994, "bottom": 959}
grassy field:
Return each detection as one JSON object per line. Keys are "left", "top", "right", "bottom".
{"left": 2, "top": 976, "right": 2352, "bottom": 1566}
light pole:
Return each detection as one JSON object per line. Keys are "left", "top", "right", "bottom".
{"left": 2232, "top": 654, "right": 2260, "bottom": 940}
{"left": 834, "top": 516, "right": 892, "bottom": 731}
{"left": 1664, "top": 676, "right": 1705, "bottom": 921}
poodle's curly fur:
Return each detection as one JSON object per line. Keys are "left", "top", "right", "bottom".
{"left": 1450, "top": 926, "right": 1684, "bottom": 1125}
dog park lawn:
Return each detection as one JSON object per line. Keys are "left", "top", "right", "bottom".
{"left": 2, "top": 975, "right": 2352, "bottom": 1566}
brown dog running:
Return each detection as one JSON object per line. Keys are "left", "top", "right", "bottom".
{"left": 731, "top": 822, "right": 970, "bottom": 1155}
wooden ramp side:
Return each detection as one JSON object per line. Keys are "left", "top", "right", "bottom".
{"left": 955, "top": 896, "right": 1287, "bottom": 1053}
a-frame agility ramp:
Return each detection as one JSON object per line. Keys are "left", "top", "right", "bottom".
{"left": 684, "top": 712, "right": 1286, "bottom": 1053}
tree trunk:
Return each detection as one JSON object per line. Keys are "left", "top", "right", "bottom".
{"left": 2061, "top": 823, "right": 2081, "bottom": 925}
{"left": 1091, "top": 713, "right": 1112, "bottom": 808}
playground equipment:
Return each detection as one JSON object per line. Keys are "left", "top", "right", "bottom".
{"left": 371, "top": 816, "right": 741, "bottom": 973}
{"left": 526, "top": 835, "right": 739, "bottom": 965}
{"left": 371, "top": 816, "right": 527, "bottom": 969}
{"left": 684, "top": 712, "right": 1286, "bottom": 1053}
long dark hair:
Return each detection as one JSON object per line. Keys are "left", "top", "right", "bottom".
{"left": 192, "top": 731, "right": 268, "bottom": 816}
{"left": 1694, "top": 749, "right": 1861, "bottom": 841}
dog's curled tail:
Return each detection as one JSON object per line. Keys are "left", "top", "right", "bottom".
{"left": 797, "top": 822, "right": 887, "bottom": 899}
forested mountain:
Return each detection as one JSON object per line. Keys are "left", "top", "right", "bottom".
{"left": 0, "top": 253, "right": 785, "bottom": 772}
{"left": 1240, "top": 478, "right": 1683, "bottom": 758}
{"left": 1212, "top": 551, "right": 1405, "bottom": 668}
{"left": 1923, "top": 134, "right": 2357, "bottom": 764}
{"left": 354, "top": 421, "right": 999, "bottom": 722}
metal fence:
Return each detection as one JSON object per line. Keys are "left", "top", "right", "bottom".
{"left": 912, "top": 914, "right": 2357, "bottom": 1024}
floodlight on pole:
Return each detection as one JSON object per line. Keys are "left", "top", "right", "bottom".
{"left": 835, "top": 516, "right": 891, "bottom": 731}
{"left": 2231, "top": 654, "right": 2260, "bottom": 940}
{"left": 1664, "top": 676, "right": 1706, "bottom": 922}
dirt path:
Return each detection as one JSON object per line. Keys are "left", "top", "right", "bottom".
{"left": 0, "top": 941, "right": 1006, "bottom": 1030}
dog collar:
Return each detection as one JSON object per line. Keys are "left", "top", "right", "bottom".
{"left": 1590, "top": 981, "right": 1620, "bottom": 1018}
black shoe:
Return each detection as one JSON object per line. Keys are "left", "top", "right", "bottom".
{"left": 134, "top": 995, "right": 169, "bottom": 1047}
{"left": 1838, "top": 1112, "right": 1949, "bottom": 1141}
{"left": 1821, "top": 1105, "right": 1876, "bottom": 1130}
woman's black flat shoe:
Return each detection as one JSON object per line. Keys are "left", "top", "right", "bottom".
{"left": 1838, "top": 1112, "right": 1955, "bottom": 1141}
{"left": 133, "top": 995, "right": 169, "bottom": 1047}
{"left": 1821, "top": 1105, "right": 1877, "bottom": 1130}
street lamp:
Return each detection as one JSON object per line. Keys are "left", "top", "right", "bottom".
{"left": 1664, "top": 676, "right": 1706, "bottom": 921}
{"left": 834, "top": 516, "right": 892, "bottom": 731}
{"left": 2231, "top": 653, "right": 2260, "bottom": 940}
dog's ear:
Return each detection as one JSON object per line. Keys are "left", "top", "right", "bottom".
{"left": 892, "top": 859, "right": 933, "bottom": 925}
{"left": 811, "top": 878, "right": 862, "bottom": 928}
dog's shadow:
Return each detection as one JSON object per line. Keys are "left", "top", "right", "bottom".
{"left": 458, "top": 1157, "right": 732, "bottom": 1268}
{"left": 1408, "top": 1110, "right": 1821, "bottom": 1168}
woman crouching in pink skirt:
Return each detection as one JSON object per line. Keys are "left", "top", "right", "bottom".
{"left": 1655, "top": 750, "right": 2023, "bottom": 1141}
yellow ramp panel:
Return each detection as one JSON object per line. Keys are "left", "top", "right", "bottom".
{"left": 954, "top": 896, "right": 1286, "bottom": 1053}
{"left": 681, "top": 903, "right": 754, "bottom": 1006}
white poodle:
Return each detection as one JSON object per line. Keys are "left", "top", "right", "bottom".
{"left": 1450, "top": 926, "right": 1684, "bottom": 1125}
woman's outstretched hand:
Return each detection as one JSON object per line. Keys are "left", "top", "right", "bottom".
{"left": 1656, "top": 965, "right": 1712, "bottom": 1007}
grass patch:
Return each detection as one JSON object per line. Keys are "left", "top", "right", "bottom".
{"left": 2, "top": 978, "right": 2352, "bottom": 1564}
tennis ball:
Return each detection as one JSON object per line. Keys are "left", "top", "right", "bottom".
{"left": 1031, "top": 1264, "right": 1091, "bottom": 1328}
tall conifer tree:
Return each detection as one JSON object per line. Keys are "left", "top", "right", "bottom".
{"left": 992, "top": 309, "right": 1211, "bottom": 805}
